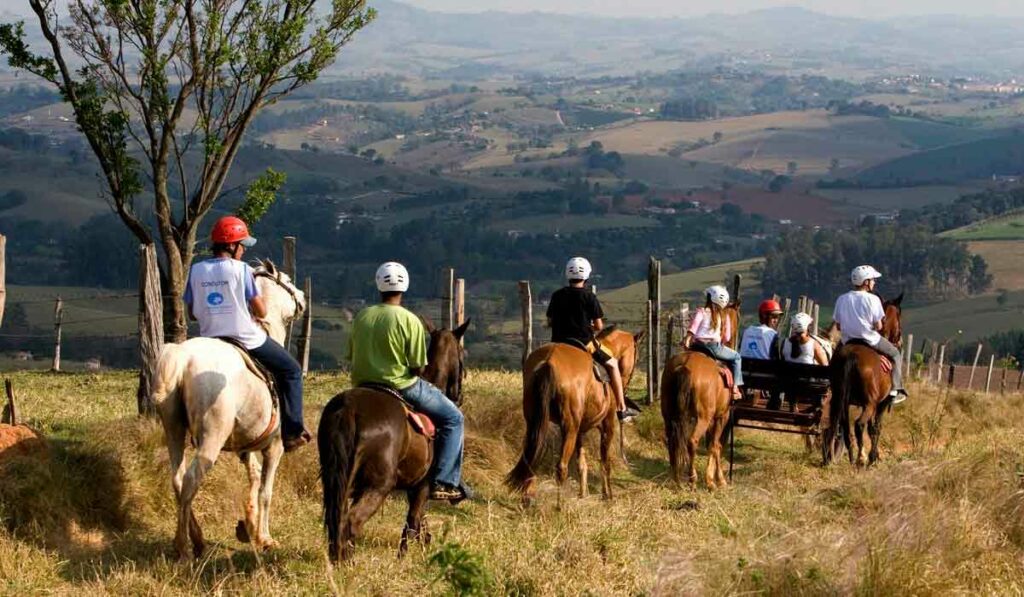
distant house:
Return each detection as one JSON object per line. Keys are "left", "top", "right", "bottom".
{"left": 14, "top": 351, "right": 32, "bottom": 361}
{"left": 84, "top": 357, "right": 102, "bottom": 371}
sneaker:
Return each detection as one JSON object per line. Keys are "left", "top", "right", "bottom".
{"left": 430, "top": 482, "right": 462, "bottom": 501}
{"left": 890, "top": 392, "right": 907, "bottom": 405}
{"left": 448, "top": 482, "right": 474, "bottom": 505}
{"left": 283, "top": 429, "right": 312, "bottom": 453}
{"left": 617, "top": 406, "right": 640, "bottom": 422}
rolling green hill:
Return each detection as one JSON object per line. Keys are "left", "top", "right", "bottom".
{"left": 945, "top": 211, "right": 1024, "bottom": 241}
{"left": 855, "top": 134, "right": 1024, "bottom": 187}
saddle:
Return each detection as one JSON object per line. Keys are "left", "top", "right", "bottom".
{"left": 841, "top": 339, "right": 893, "bottom": 374}
{"left": 359, "top": 383, "right": 436, "bottom": 440}
{"left": 559, "top": 338, "right": 608, "bottom": 383}
{"left": 687, "top": 344, "right": 734, "bottom": 389}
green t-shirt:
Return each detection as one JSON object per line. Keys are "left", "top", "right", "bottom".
{"left": 348, "top": 304, "right": 427, "bottom": 390}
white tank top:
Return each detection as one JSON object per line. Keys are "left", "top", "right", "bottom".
{"left": 782, "top": 336, "right": 815, "bottom": 365}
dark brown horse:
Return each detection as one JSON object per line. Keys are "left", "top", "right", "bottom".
{"left": 822, "top": 294, "right": 903, "bottom": 467}
{"left": 318, "top": 320, "right": 469, "bottom": 562}
{"left": 505, "top": 327, "right": 643, "bottom": 505}
{"left": 662, "top": 303, "right": 740, "bottom": 489}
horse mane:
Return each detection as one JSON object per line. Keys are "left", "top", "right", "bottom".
{"left": 595, "top": 324, "right": 618, "bottom": 341}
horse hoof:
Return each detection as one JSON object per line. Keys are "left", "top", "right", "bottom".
{"left": 258, "top": 538, "right": 279, "bottom": 552}
{"left": 398, "top": 541, "right": 408, "bottom": 558}
{"left": 192, "top": 542, "right": 206, "bottom": 560}
{"left": 235, "top": 520, "right": 251, "bottom": 543}
{"left": 423, "top": 532, "right": 432, "bottom": 545}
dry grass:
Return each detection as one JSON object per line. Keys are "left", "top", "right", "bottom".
{"left": 2, "top": 370, "right": 1024, "bottom": 595}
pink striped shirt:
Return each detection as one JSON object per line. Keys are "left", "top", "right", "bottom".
{"left": 689, "top": 307, "right": 732, "bottom": 344}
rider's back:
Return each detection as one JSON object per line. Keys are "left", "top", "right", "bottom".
{"left": 186, "top": 258, "right": 267, "bottom": 349}
{"left": 547, "top": 286, "right": 602, "bottom": 345}
{"left": 349, "top": 304, "right": 426, "bottom": 390}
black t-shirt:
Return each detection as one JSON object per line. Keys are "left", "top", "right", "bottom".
{"left": 547, "top": 286, "right": 604, "bottom": 344}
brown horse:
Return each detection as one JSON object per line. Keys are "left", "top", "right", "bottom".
{"left": 318, "top": 320, "right": 469, "bottom": 562}
{"left": 661, "top": 303, "right": 740, "bottom": 489}
{"left": 822, "top": 294, "right": 903, "bottom": 467}
{"left": 505, "top": 327, "right": 644, "bottom": 505}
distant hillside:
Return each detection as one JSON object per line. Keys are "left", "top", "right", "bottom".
{"left": 855, "top": 134, "right": 1024, "bottom": 187}
{"left": 946, "top": 211, "right": 1024, "bottom": 241}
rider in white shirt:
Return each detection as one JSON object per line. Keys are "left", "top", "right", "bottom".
{"left": 184, "top": 216, "right": 312, "bottom": 451}
{"left": 782, "top": 312, "right": 829, "bottom": 366}
{"left": 832, "top": 265, "right": 907, "bottom": 404}
{"left": 740, "top": 299, "right": 783, "bottom": 360}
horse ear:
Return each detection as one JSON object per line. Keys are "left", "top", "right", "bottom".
{"left": 454, "top": 318, "right": 471, "bottom": 340}
{"left": 264, "top": 259, "right": 277, "bottom": 275}
{"left": 634, "top": 330, "right": 646, "bottom": 344}
{"left": 893, "top": 292, "right": 904, "bottom": 307}
{"left": 420, "top": 316, "right": 436, "bottom": 333}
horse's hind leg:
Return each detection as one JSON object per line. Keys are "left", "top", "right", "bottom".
{"left": 854, "top": 405, "right": 875, "bottom": 467}
{"left": 575, "top": 439, "right": 588, "bottom": 499}
{"left": 255, "top": 439, "right": 284, "bottom": 549}
{"left": 687, "top": 417, "right": 710, "bottom": 488}
{"left": 159, "top": 394, "right": 204, "bottom": 555}
{"left": 556, "top": 427, "right": 579, "bottom": 508}
{"left": 710, "top": 414, "right": 729, "bottom": 489}
{"left": 400, "top": 482, "right": 431, "bottom": 558}
{"left": 176, "top": 430, "right": 227, "bottom": 560}
{"left": 599, "top": 417, "right": 615, "bottom": 500}
{"left": 868, "top": 406, "right": 886, "bottom": 465}
{"left": 235, "top": 452, "right": 261, "bottom": 545}
{"left": 344, "top": 484, "right": 393, "bottom": 561}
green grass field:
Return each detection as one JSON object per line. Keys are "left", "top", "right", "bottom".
{"left": 2, "top": 371, "right": 1024, "bottom": 594}
{"left": 945, "top": 212, "right": 1024, "bottom": 241}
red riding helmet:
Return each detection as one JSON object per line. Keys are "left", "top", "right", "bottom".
{"left": 758, "top": 299, "right": 783, "bottom": 319}
{"left": 211, "top": 216, "right": 257, "bottom": 247}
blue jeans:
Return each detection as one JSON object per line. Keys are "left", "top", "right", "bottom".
{"left": 698, "top": 341, "right": 744, "bottom": 387}
{"left": 249, "top": 338, "right": 305, "bottom": 438}
{"left": 401, "top": 378, "right": 464, "bottom": 487}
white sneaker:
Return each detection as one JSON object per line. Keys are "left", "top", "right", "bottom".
{"left": 890, "top": 393, "right": 906, "bottom": 405}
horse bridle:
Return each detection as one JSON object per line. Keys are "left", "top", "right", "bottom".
{"left": 254, "top": 269, "right": 305, "bottom": 319}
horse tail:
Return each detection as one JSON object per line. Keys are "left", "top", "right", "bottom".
{"left": 660, "top": 360, "right": 687, "bottom": 485}
{"left": 318, "top": 395, "right": 358, "bottom": 562}
{"left": 824, "top": 353, "right": 858, "bottom": 465}
{"left": 151, "top": 343, "right": 186, "bottom": 406}
{"left": 506, "top": 362, "right": 555, "bottom": 492}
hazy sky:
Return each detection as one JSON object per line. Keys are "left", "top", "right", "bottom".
{"left": 401, "top": 0, "right": 1024, "bottom": 19}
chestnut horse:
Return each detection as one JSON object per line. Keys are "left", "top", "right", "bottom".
{"left": 318, "top": 319, "right": 469, "bottom": 562}
{"left": 661, "top": 303, "right": 740, "bottom": 489}
{"left": 822, "top": 294, "right": 903, "bottom": 467}
{"left": 505, "top": 327, "right": 643, "bottom": 505}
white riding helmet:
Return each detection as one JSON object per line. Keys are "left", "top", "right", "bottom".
{"left": 565, "top": 257, "right": 592, "bottom": 281}
{"left": 791, "top": 312, "right": 813, "bottom": 334}
{"left": 375, "top": 262, "right": 410, "bottom": 293}
{"left": 705, "top": 285, "right": 730, "bottom": 308}
{"left": 851, "top": 265, "right": 882, "bottom": 286}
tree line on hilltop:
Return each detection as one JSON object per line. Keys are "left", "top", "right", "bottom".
{"left": 759, "top": 223, "right": 991, "bottom": 304}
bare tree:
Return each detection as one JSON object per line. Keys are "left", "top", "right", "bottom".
{"left": 0, "top": 0, "right": 374, "bottom": 341}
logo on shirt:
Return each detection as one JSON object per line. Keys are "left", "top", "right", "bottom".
{"left": 207, "top": 292, "right": 224, "bottom": 306}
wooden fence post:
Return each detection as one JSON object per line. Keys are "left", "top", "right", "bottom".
{"left": 51, "top": 297, "right": 63, "bottom": 372}
{"left": 798, "top": 295, "right": 807, "bottom": 315}
{"left": 905, "top": 333, "right": 914, "bottom": 380}
{"left": 1000, "top": 367, "right": 1007, "bottom": 395}
{"left": 648, "top": 257, "right": 661, "bottom": 400}
{"left": 664, "top": 315, "right": 676, "bottom": 365}
{"left": 282, "top": 236, "right": 297, "bottom": 351}
{"left": 137, "top": 244, "right": 164, "bottom": 415}
{"left": 968, "top": 343, "right": 984, "bottom": 390}
{"left": 298, "top": 277, "right": 313, "bottom": 376}
{"left": 441, "top": 267, "right": 455, "bottom": 330}
{"left": 780, "top": 297, "right": 792, "bottom": 336}
{"left": 518, "top": 281, "right": 532, "bottom": 366}
{"left": 1017, "top": 367, "right": 1024, "bottom": 392}
{"left": 2, "top": 379, "right": 17, "bottom": 426}
{"left": 0, "top": 234, "right": 6, "bottom": 328}
{"left": 936, "top": 344, "right": 946, "bottom": 385}
{"left": 454, "top": 278, "right": 466, "bottom": 341}
{"left": 811, "top": 304, "right": 820, "bottom": 336}
{"left": 985, "top": 355, "right": 996, "bottom": 394}
{"left": 646, "top": 300, "right": 655, "bottom": 405}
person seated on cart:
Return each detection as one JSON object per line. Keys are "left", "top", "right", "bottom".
{"left": 832, "top": 264, "right": 907, "bottom": 404}
{"left": 684, "top": 285, "right": 743, "bottom": 400}
{"left": 782, "top": 312, "right": 829, "bottom": 366}
{"left": 740, "top": 299, "right": 784, "bottom": 361}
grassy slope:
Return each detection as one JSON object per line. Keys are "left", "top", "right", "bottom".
{"left": 855, "top": 134, "right": 1024, "bottom": 186}
{"left": 2, "top": 371, "right": 1024, "bottom": 594}
{"left": 945, "top": 211, "right": 1024, "bottom": 241}
{"left": 968, "top": 240, "right": 1024, "bottom": 290}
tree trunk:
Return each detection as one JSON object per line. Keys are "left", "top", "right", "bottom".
{"left": 137, "top": 244, "right": 164, "bottom": 416}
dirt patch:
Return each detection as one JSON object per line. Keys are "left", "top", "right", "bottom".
{"left": 684, "top": 185, "right": 848, "bottom": 225}
{"left": 0, "top": 424, "right": 46, "bottom": 461}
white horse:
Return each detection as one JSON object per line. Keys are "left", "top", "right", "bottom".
{"left": 153, "top": 259, "right": 306, "bottom": 560}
